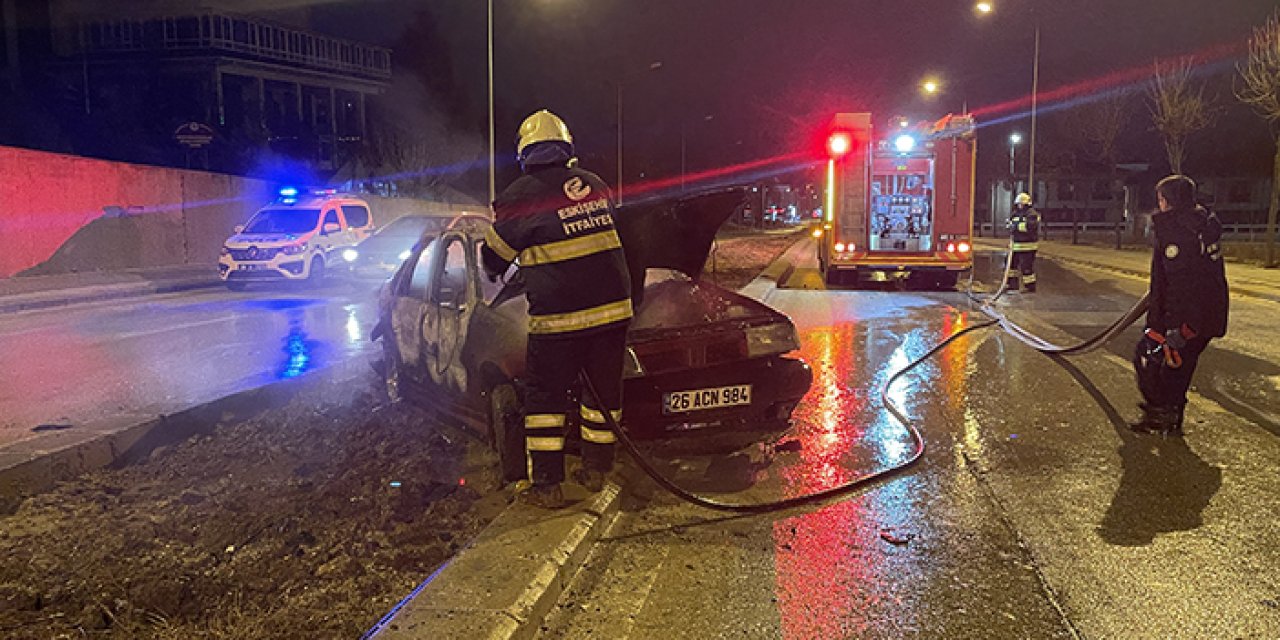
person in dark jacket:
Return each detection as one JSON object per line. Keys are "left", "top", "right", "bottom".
{"left": 1006, "top": 192, "right": 1041, "bottom": 292}
{"left": 1131, "top": 175, "right": 1229, "bottom": 435}
{"left": 481, "top": 110, "right": 632, "bottom": 508}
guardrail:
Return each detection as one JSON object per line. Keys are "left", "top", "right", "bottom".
{"left": 977, "top": 222, "right": 1278, "bottom": 244}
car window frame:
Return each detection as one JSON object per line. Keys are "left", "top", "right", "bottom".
{"left": 341, "top": 204, "right": 371, "bottom": 229}
{"left": 431, "top": 233, "right": 471, "bottom": 308}
{"left": 321, "top": 207, "right": 344, "bottom": 234}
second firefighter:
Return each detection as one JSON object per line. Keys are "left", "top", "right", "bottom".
{"left": 1006, "top": 192, "right": 1041, "bottom": 293}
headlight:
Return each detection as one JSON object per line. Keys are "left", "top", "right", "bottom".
{"left": 281, "top": 244, "right": 306, "bottom": 256}
{"left": 342, "top": 249, "right": 359, "bottom": 263}
{"left": 622, "top": 347, "right": 645, "bottom": 377}
{"left": 745, "top": 323, "right": 799, "bottom": 358}
{"left": 398, "top": 249, "right": 412, "bottom": 261}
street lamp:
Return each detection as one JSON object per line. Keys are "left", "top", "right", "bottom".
{"left": 921, "top": 78, "right": 941, "bottom": 96}
{"left": 976, "top": 1, "right": 1040, "bottom": 200}
{"left": 1008, "top": 132, "right": 1022, "bottom": 177}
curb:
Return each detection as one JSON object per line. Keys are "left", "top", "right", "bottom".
{"left": 0, "top": 358, "right": 367, "bottom": 513}
{"left": 370, "top": 482, "right": 623, "bottom": 639}
{"left": 739, "top": 236, "right": 809, "bottom": 302}
{"left": 0, "top": 277, "right": 222, "bottom": 314}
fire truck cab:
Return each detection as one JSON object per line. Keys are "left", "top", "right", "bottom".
{"left": 818, "top": 112, "right": 977, "bottom": 287}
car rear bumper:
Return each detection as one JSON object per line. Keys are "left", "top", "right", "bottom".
{"left": 623, "top": 355, "right": 812, "bottom": 436}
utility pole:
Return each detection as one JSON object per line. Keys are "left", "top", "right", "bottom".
{"left": 487, "top": 0, "right": 495, "bottom": 205}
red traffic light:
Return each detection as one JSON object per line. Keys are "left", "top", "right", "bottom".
{"left": 827, "top": 132, "right": 852, "bottom": 158}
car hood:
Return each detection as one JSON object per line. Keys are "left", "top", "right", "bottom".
{"left": 225, "top": 233, "right": 309, "bottom": 247}
{"left": 616, "top": 186, "right": 747, "bottom": 286}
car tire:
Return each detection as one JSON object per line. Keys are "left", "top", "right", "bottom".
{"left": 226, "top": 281, "right": 247, "bottom": 292}
{"left": 381, "top": 337, "right": 404, "bottom": 404}
{"left": 308, "top": 256, "right": 326, "bottom": 286}
{"left": 489, "top": 383, "right": 527, "bottom": 483}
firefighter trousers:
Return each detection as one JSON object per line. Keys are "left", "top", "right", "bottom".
{"left": 523, "top": 326, "right": 628, "bottom": 486}
{"left": 1132, "top": 335, "right": 1209, "bottom": 422}
{"left": 1006, "top": 250, "right": 1037, "bottom": 291}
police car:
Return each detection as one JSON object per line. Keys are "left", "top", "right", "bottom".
{"left": 218, "top": 188, "right": 375, "bottom": 290}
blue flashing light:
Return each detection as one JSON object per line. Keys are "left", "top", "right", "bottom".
{"left": 279, "top": 186, "right": 299, "bottom": 198}
{"left": 894, "top": 135, "right": 917, "bottom": 154}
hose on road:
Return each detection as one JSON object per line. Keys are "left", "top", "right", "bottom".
{"left": 581, "top": 241, "right": 1145, "bottom": 514}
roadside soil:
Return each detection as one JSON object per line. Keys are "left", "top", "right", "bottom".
{"left": 703, "top": 228, "right": 806, "bottom": 291}
{"left": 0, "top": 375, "right": 506, "bottom": 639}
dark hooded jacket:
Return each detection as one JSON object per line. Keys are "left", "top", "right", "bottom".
{"left": 1147, "top": 205, "right": 1229, "bottom": 338}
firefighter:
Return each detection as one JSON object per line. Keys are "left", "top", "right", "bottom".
{"left": 1006, "top": 192, "right": 1041, "bottom": 292}
{"left": 1131, "top": 175, "right": 1229, "bottom": 435}
{"left": 480, "top": 110, "right": 632, "bottom": 508}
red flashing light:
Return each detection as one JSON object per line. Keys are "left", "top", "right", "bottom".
{"left": 958, "top": 241, "right": 972, "bottom": 254}
{"left": 834, "top": 242, "right": 846, "bottom": 253}
{"left": 827, "top": 132, "right": 852, "bottom": 158}
{"left": 946, "top": 242, "right": 957, "bottom": 253}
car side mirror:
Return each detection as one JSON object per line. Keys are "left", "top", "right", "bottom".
{"left": 234, "top": 225, "right": 245, "bottom": 233}
{"left": 323, "top": 222, "right": 341, "bottom": 234}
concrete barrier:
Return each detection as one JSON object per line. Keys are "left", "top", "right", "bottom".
{"left": 0, "top": 146, "right": 486, "bottom": 278}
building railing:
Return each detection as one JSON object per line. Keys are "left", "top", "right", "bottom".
{"left": 76, "top": 11, "right": 391, "bottom": 81}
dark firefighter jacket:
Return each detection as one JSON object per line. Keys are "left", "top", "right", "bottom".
{"left": 1147, "top": 205, "right": 1229, "bottom": 338}
{"left": 1008, "top": 206, "right": 1041, "bottom": 251}
{"left": 481, "top": 164, "right": 632, "bottom": 337}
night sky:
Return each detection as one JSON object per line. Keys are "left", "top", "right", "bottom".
{"left": 316, "top": 0, "right": 1277, "bottom": 190}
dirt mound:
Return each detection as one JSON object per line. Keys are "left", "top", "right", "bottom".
{"left": 0, "top": 376, "right": 506, "bottom": 639}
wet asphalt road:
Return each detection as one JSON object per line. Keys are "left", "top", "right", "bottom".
{"left": 0, "top": 281, "right": 381, "bottom": 447}
{"left": 538, "top": 243, "right": 1280, "bottom": 639}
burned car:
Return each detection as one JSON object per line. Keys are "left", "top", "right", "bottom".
{"left": 372, "top": 188, "right": 812, "bottom": 480}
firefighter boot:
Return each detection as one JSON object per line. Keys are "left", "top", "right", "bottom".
{"left": 518, "top": 482, "right": 565, "bottom": 509}
{"left": 572, "top": 467, "right": 606, "bottom": 493}
{"left": 1129, "top": 406, "right": 1180, "bottom": 436}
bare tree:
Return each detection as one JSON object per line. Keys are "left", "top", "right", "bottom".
{"left": 1147, "top": 56, "right": 1218, "bottom": 174}
{"left": 1064, "top": 92, "right": 1132, "bottom": 170}
{"left": 1237, "top": 11, "right": 1280, "bottom": 267}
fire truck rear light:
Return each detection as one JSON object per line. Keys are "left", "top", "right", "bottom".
{"left": 834, "top": 242, "right": 846, "bottom": 253}
{"left": 958, "top": 242, "right": 972, "bottom": 254}
{"left": 812, "top": 228, "right": 824, "bottom": 238}
{"left": 946, "top": 243, "right": 957, "bottom": 253}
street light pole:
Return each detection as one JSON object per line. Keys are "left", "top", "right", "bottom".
{"left": 1028, "top": 24, "right": 1040, "bottom": 202}
{"left": 487, "top": 0, "right": 495, "bottom": 204}
{"left": 617, "top": 81, "right": 624, "bottom": 204}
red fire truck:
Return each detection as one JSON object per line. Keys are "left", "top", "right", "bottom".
{"left": 817, "top": 112, "right": 977, "bottom": 287}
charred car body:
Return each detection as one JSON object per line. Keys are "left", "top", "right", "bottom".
{"left": 372, "top": 189, "right": 812, "bottom": 480}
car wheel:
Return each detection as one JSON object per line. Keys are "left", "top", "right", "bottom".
{"left": 489, "top": 383, "right": 527, "bottom": 483}
{"left": 226, "top": 281, "right": 247, "bottom": 292}
{"left": 381, "top": 338, "right": 404, "bottom": 404}
{"left": 309, "top": 256, "right": 326, "bottom": 286}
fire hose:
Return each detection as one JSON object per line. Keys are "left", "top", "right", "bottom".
{"left": 579, "top": 241, "right": 1148, "bottom": 514}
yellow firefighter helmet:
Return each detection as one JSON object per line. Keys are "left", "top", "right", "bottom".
{"left": 516, "top": 110, "right": 574, "bottom": 156}
{"left": 1015, "top": 192, "right": 1033, "bottom": 206}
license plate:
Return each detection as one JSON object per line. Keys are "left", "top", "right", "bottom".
{"left": 663, "top": 384, "right": 752, "bottom": 414}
